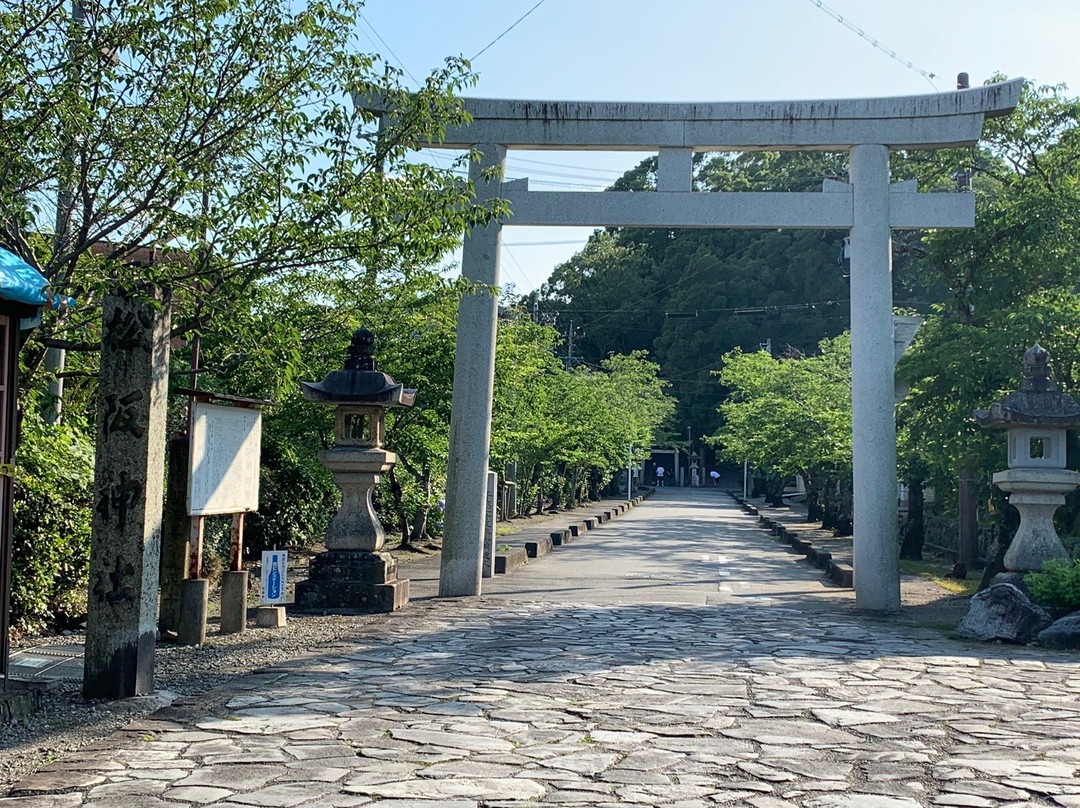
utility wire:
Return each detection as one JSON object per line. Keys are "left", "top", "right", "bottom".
{"left": 471, "top": 0, "right": 549, "bottom": 61}
{"left": 358, "top": 14, "right": 421, "bottom": 87}
{"left": 804, "top": 0, "right": 939, "bottom": 90}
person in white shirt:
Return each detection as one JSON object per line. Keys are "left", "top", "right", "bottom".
{"left": 655, "top": 465, "right": 665, "bottom": 486}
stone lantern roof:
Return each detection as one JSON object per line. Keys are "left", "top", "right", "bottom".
{"left": 974, "top": 345, "right": 1080, "bottom": 429}
{"left": 301, "top": 327, "right": 416, "bottom": 407}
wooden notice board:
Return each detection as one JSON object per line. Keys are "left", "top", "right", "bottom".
{"left": 187, "top": 402, "right": 261, "bottom": 516}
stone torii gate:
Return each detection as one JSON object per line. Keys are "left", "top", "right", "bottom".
{"left": 425, "top": 80, "right": 1022, "bottom": 612}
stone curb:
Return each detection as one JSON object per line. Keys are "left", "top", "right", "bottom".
{"left": 730, "top": 490, "right": 853, "bottom": 590}
{"left": 491, "top": 491, "right": 651, "bottom": 578}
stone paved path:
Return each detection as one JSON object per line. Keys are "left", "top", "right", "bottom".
{"left": 7, "top": 491, "right": 1080, "bottom": 808}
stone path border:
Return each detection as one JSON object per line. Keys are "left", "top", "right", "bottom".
{"left": 490, "top": 493, "right": 650, "bottom": 578}
{"left": 731, "top": 491, "right": 855, "bottom": 589}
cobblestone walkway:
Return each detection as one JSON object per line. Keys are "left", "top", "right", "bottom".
{"left": 7, "top": 493, "right": 1080, "bottom": 808}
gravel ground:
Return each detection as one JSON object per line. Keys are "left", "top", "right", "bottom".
{"left": 0, "top": 609, "right": 381, "bottom": 789}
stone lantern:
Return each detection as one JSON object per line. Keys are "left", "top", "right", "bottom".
{"left": 974, "top": 345, "right": 1080, "bottom": 574}
{"left": 689, "top": 451, "right": 701, "bottom": 487}
{"left": 294, "top": 328, "right": 414, "bottom": 612}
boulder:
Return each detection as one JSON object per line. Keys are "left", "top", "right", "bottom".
{"left": 1037, "top": 611, "right": 1080, "bottom": 650}
{"left": 958, "top": 583, "right": 1052, "bottom": 643}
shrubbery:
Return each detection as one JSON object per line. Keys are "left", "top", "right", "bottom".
{"left": 1026, "top": 559, "right": 1080, "bottom": 617}
{"left": 11, "top": 412, "right": 95, "bottom": 634}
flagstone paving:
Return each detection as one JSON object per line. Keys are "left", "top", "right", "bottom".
{"left": 5, "top": 491, "right": 1080, "bottom": 807}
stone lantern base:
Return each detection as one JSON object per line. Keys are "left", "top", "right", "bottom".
{"left": 993, "top": 467, "right": 1080, "bottom": 572}
{"left": 294, "top": 550, "right": 409, "bottom": 613}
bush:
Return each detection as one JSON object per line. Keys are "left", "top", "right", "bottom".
{"left": 11, "top": 413, "right": 95, "bottom": 634}
{"left": 1026, "top": 559, "right": 1080, "bottom": 617}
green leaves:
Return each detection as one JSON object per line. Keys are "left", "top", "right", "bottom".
{"left": 712, "top": 333, "right": 852, "bottom": 485}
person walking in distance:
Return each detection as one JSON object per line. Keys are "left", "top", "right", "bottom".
{"left": 655, "top": 465, "right": 665, "bottom": 486}
{"left": 709, "top": 469, "right": 720, "bottom": 487}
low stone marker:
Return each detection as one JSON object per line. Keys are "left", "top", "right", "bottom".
{"left": 584, "top": 517, "right": 597, "bottom": 529}
{"left": 550, "top": 529, "right": 572, "bottom": 546}
{"left": 256, "top": 606, "right": 286, "bottom": 628}
{"left": 810, "top": 548, "right": 832, "bottom": 569}
{"left": 494, "top": 548, "right": 528, "bottom": 574}
{"left": 524, "top": 536, "right": 553, "bottom": 559}
{"left": 570, "top": 523, "right": 587, "bottom": 537}
{"left": 830, "top": 563, "right": 854, "bottom": 588}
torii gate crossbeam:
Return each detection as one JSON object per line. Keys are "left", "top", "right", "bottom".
{"left": 410, "top": 80, "right": 1023, "bottom": 612}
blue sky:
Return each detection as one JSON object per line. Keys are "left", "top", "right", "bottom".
{"left": 359, "top": 0, "right": 1080, "bottom": 293}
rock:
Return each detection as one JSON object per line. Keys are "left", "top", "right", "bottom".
{"left": 957, "top": 583, "right": 1052, "bottom": 643}
{"left": 1037, "top": 611, "right": 1080, "bottom": 649}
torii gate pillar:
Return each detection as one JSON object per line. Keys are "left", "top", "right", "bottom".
{"left": 440, "top": 144, "right": 506, "bottom": 598}
{"left": 849, "top": 144, "right": 899, "bottom": 612}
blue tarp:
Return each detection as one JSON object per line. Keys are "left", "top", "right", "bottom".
{"left": 0, "top": 248, "right": 68, "bottom": 309}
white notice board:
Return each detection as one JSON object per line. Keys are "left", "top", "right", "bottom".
{"left": 188, "top": 402, "right": 261, "bottom": 516}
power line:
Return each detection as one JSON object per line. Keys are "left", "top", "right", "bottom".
{"left": 503, "top": 239, "right": 593, "bottom": 247}
{"left": 507, "top": 157, "right": 629, "bottom": 176}
{"left": 804, "top": 0, "right": 938, "bottom": 90}
{"left": 358, "top": 14, "right": 421, "bottom": 87}
{"left": 471, "top": 0, "right": 549, "bottom": 61}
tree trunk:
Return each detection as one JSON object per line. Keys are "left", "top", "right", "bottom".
{"left": 899, "top": 478, "right": 925, "bottom": 560}
{"left": 533, "top": 462, "right": 544, "bottom": 515}
{"left": 765, "top": 473, "right": 785, "bottom": 507}
{"left": 588, "top": 467, "right": 601, "bottom": 501}
{"left": 958, "top": 471, "right": 980, "bottom": 568}
{"left": 550, "top": 463, "right": 564, "bottom": 510}
{"left": 409, "top": 467, "right": 432, "bottom": 543}
{"left": 386, "top": 466, "right": 410, "bottom": 545}
{"left": 805, "top": 474, "right": 822, "bottom": 523}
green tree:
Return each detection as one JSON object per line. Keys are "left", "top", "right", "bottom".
{"left": 712, "top": 334, "right": 852, "bottom": 526}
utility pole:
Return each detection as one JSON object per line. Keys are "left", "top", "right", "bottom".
{"left": 44, "top": 0, "right": 87, "bottom": 424}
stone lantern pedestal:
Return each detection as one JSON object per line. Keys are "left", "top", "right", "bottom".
{"left": 976, "top": 345, "right": 1080, "bottom": 575}
{"left": 992, "top": 468, "right": 1077, "bottom": 571}
{"left": 294, "top": 329, "right": 414, "bottom": 613}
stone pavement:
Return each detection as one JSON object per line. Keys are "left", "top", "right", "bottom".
{"left": 7, "top": 490, "right": 1080, "bottom": 808}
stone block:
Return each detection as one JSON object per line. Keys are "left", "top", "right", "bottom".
{"left": 525, "top": 536, "right": 553, "bottom": 558}
{"left": 177, "top": 578, "right": 209, "bottom": 647}
{"left": 959, "top": 583, "right": 1052, "bottom": 643}
{"left": 759, "top": 516, "right": 771, "bottom": 528}
{"left": 219, "top": 570, "right": 249, "bottom": 635}
{"left": 782, "top": 530, "right": 797, "bottom": 545}
{"left": 748, "top": 506, "right": 759, "bottom": 516}
{"left": 294, "top": 550, "right": 409, "bottom": 613}
{"left": 811, "top": 549, "right": 832, "bottom": 569}
{"left": 584, "top": 517, "right": 597, "bottom": 529}
{"left": 255, "top": 606, "right": 286, "bottom": 629}
{"left": 494, "top": 548, "right": 528, "bottom": 574}
{"left": 791, "top": 537, "right": 810, "bottom": 554}
{"left": 1038, "top": 612, "right": 1080, "bottom": 649}
{"left": 570, "top": 523, "right": 587, "bottom": 537}
{"left": 830, "top": 563, "right": 854, "bottom": 588}
{"left": 550, "top": 529, "right": 572, "bottom": 546}
{"left": 0, "top": 682, "right": 43, "bottom": 726}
